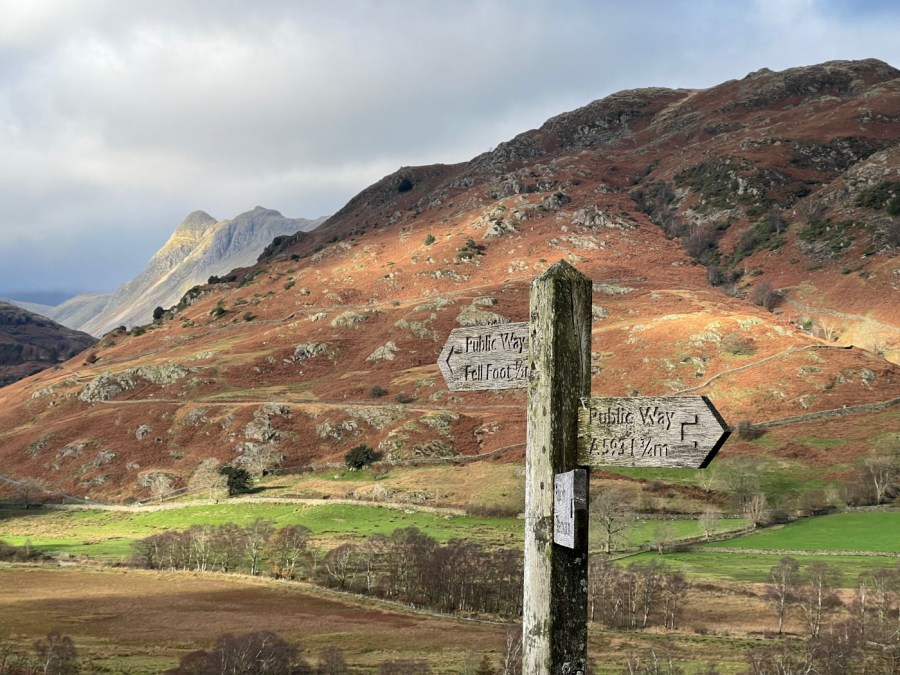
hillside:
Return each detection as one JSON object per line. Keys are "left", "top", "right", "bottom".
{"left": 38, "top": 208, "right": 328, "bottom": 337}
{"left": 0, "top": 58, "right": 897, "bottom": 503}
{"left": 0, "top": 302, "right": 96, "bottom": 387}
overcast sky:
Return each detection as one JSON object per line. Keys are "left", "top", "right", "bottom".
{"left": 2, "top": 0, "right": 899, "bottom": 299}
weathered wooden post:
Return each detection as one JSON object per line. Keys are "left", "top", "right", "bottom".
{"left": 435, "top": 261, "right": 731, "bottom": 673}
{"left": 523, "top": 260, "right": 592, "bottom": 674}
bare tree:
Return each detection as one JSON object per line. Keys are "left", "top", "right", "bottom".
{"left": 265, "top": 525, "right": 311, "bottom": 580}
{"left": 768, "top": 557, "right": 800, "bottom": 635}
{"left": 186, "top": 630, "right": 305, "bottom": 675}
{"left": 798, "top": 562, "right": 843, "bottom": 637}
{"left": 863, "top": 453, "right": 899, "bottom": 504}
{"left": 716, "top": 456, "right": 761, "bottom": 509}
{"left": 188, "top": 458, "right": 227, "bottom": 500}
{"left": 13, "top": 477, "right": 48, "bottom": 509}
{"left": 751, "top": 280, "right": 780, "bottom": 311}
{"left": 243, "top": 518, "right": 274, "bottom": 576}
{"left": 149, "top": 473, "right": 174, "bottom": 504}
{"left": 652, "top": 521, "right": 677, "bottom": 555}
{"left": 358, "top": 534, "right": 388, "bottom": 593}
{"left": 33, "top": 631, "right": 78, "bottom": 675}
{"left": 794, "top": 198, "right": 826, "bottom": 225}
{"left": 699, "top": 506, "right": 721, "bottom": 540}
{"left": 747, "top": 639, "right": 811, "bottom": 675}
{"left": 590, "top": 486, "right": 635, "bottom": 553}
{"left": 743, "top": 492, "right": 770, "bottom": 528}
{"left": 323, "top": 543, "right": 358, "bottom": 589}
{"left": 500, "top": 625, "right": 522, "bottom": 675}
{"left": 766, "top": 205, "right": 787, "bottom": 234}
{"left": 661, "top": 571, "right": 690, "bottom": 630}
{"left": 241, "top": 444, "right": 282, "bottom": 478}
{"left": 697, "top": 463, "right": 721, "bottom": 494}
{"left": 868, "top": 567, "right": 899, "bottom": 642}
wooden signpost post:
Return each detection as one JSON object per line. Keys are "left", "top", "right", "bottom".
{"left": 437, "top": 261, "right": 731, "bottom": 675}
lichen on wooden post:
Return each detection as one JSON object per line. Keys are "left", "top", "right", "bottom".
{"left": 523, "top": 260, "right": 592, "bottom": 674}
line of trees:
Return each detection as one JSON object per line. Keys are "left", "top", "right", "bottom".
{"left": 131, "top": 523, "right": 523, "bottom": 619}
{"left": 768, "top": 556, "right": 900, "bottom": 638}
{"left": 131, "top": 519, "right": 312, "bottom": 578}
{"left": 588, "top": 558, "right": 690, "bottom": 631}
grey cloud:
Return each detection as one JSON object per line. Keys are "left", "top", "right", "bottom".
{"left": 0, "top": 0, "right": 899, "bottom": 293}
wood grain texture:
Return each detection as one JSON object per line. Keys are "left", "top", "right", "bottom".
{"left": 523, "top": 260, "right": 591, "bottom": 675}
{"left": 577, "top": 395, "right": 730, "bottom": 468}
{"left": 437, "top": 322, "right": 529, "bottom": 391}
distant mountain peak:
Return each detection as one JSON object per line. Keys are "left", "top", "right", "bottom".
{"left": 235, "top": 206, "right": 285, "bottom": 221}
{"left": 66, "top": 208, "right": 327, "bottom": 336}
{"left": 175, "top": 210, "right": 217, "bottom": 233}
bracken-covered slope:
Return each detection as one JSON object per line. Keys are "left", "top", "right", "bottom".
{"left": 0, "top": 59, "right": 897, "bottom": 502}
{"left": 0, "top": 303, "right": 96, "bottom": 387}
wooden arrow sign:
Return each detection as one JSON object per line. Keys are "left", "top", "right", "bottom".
{"left": 437, "top": 322, "right": 529, "bottom": 391}
{"left": 577, "top": 396, "right": 730, "bottom": 468}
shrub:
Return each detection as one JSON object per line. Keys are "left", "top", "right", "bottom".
{"left": 736, "top": 420, "right": 765, "bottom": 440}
{"left": 283, "top": 279, "right": 295, "bottom": 290}
{"left": 237, "top": 269, "right": 263, "bottom": 288}
{"left": 219, "top": 466, "right": 253, "bottom": 496}
{"left": 345, "top": 444, "right": 381, "bottom": 470}
{"left": 395, "top": 392, "right": 415, "bottom": 404}
{"left": 209, "top": 302, "right": 229, "bottom": 319}
{"left": 457, "top": 239, "right": 485, "bottom": 260}
{"left": 170, "top": 631, "right": 307, "bottom": 675}
{"left": 855, "top": 180, "right": 900, "bottom": 211}
{"left": 682, "top": 224, "right": 719, "bottom": 264}
{"left": 370, "top": 385, "right": 388, "bottom": 398}
{"left": 722, "top": 331, "right": 755, "bottom": 356}
{"left": 243, "top": 311, "right": 255, "bottom": 322}
{"left": 751, "top": 280, "right": 780, "bottom": 310}
{"left": 423, "top": 234, "right": 436, "bottom": 246}
{"left": 152, "top": 306, "right": 165, "bottom": 321}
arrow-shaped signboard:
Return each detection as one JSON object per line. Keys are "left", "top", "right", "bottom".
{"left": 577, "top": 396, "right": 729, "bottom": 469}
{"left": 437, "top": 322, "right": 529, "bottom": 391}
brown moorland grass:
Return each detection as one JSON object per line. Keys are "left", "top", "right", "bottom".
{"left": 0, "top": 564, "right": 805, "bottom": 672}
{"left": 0, "top": 566, "right": 508, "bottom": 673}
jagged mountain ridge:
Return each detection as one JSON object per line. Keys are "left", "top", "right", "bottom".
{"left": 0, "top": 59, "right": 898, "bottom": 502}
{"left": 0, "top": 302, "right": 96, "bottom": 387}
{"left": 46, "top": 207, "right": 327, "bottom": 337}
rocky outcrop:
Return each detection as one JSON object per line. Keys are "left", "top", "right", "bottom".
{"left": 78, "top": 364, "right": 194, "bottom": 402}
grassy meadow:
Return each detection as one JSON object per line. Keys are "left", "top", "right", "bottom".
{"left": 0, "top": 501, "right": 522, "bottom": 560}
{"left": 2, "top": 461, "right": 898, "bottom": 672}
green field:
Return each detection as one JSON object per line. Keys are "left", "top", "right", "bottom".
{"left": 0, "top": 502, "right": 522, "bottom": 559}
{"left": 621, "top": 551, "right": 896, "bottom": 585}
{"left": 703, "top": 511, "right": 900, "bottom": 552}
{"left": 618, "top": 517, "right": 747, "bottom": 548}
{"left": 617, "top": 511, "right": 900, "bottom": 584}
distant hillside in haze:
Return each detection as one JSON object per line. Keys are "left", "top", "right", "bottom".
{"left": 36, "top": 207, "right": 327, "bottom": 336}
{"left": 0, "top": 302, "right": 96, "bottom": 387}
